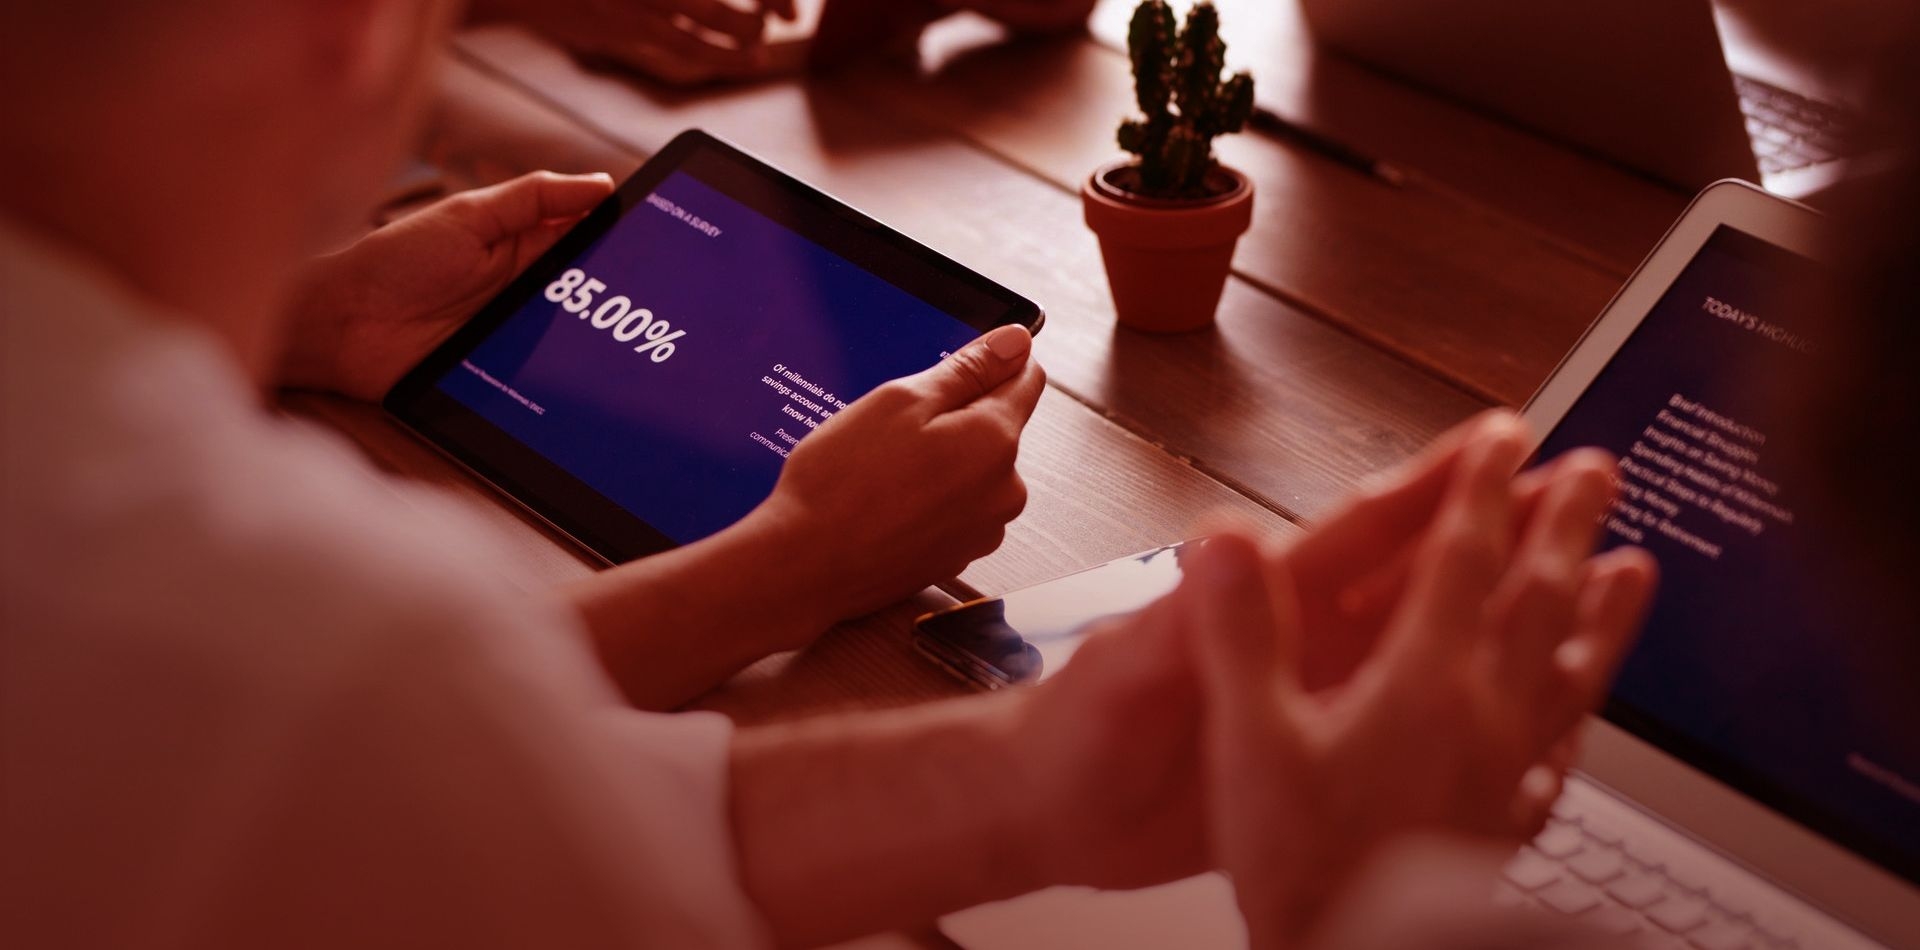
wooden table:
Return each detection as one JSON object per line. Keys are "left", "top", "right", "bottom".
{"left": 288, "top": 2, "right": 1692, "bottom": 944}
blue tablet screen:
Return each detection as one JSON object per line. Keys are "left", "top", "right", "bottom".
{"left": 433, "top": 169, "right": 983, "bottom": 544}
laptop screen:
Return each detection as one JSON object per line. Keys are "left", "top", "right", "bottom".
{"left": 1534, "top": 225, "right": 1920, "bottom": 884}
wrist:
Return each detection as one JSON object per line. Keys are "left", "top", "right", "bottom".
{"left": 997, "top": 686, "right": 1107, "bottom": 889}
{"left": 934, "top": 690, "right": 1062, "bottom": 901}
{"left": 276, "top": 255, "right": 356, "bottom": 395}
{"left": 710, "top": 502, "right": 845, "bottom": 653}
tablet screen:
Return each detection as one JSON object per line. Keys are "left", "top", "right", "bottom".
{"left": 1533, "top": 226, "right": 1919, "bottom": 884}
{"left": 389, "top": 133, "right": 1039, "bottom": 560}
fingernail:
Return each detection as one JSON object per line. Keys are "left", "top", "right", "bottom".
{"left": 589, "top": 172, "right": 615, "bottom": 186}
{"left": 983, "top": 325, "right": 1032, "bottom": 362}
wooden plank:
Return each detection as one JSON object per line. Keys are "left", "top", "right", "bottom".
{"left": 451, "top": 27, "right": 1483, "bottom": 525}
{"left": 427, "top": 52, "right": 642, "bottom": 185}
{"left": 1083, "top": 0, "right": 1688, "bottom": 275}
{"left": 961, "top": 388, "right": 1294, "bottom": 597}
{"left": 826, "top": 31, "right": 1622, "bottom": 406}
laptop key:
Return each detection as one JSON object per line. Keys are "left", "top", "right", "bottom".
{"left": 1606, "top": 871, "right": 1668, "bottom": 909}
{"left": 1535, "top": 823, "right": 1585, "bottom": 859}
{"left": 1569, "top": 847, "right": 1626, "bottom": 884}
{"left": 1536, "top": 878, "right": 1604, "bottom": 916}
{"left": 1589, "top": 903, "right": 1643, "bottom": 936}
{"left": 1504, "top": 846, "right": 1563, "bottom": 891}
{"left": 1648, "top": 894, "right": 1712, "bottom": 934}
{"left": 1687, "top": 922, "right": 1754, "bottom": 950}
{"left": 1582, "top": 818, "right": 1626, "bottom": 847}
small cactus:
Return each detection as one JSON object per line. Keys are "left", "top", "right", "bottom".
{"left": 1117, "top": 1, "right": 1254, "bottom": 199}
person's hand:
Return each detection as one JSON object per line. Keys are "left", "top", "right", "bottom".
{"left": 471, "top": 0, "right": 798, "bottom": 87}
{"left": 809, "top": 0, "right": 1093, "bottom": 71}
{"left": 1257, "top": 412, "right": 1621, "bottom": 834}
{"left": 280, "top": 171, "right": 614, "bottom": 402}
{"left": 999, "top": 589, "right": 1209, "bottom": 892}
{"left": 1185, "top": 414, "right": 1658, "bottom": 947}
{"left": 749, "top": 325, "right": 1045, "bottom": 627}
{"left": 947, "top": 0, "right": 1098, "bottom": 32}
{"left": 996, "top": 411, "right": 1616, "bottom": 894}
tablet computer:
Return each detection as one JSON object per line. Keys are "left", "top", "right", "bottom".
{"left": 386, "top": 130, "right": 1045, "bottom": 564}
{"left": 914, "top": 541, "right": 1193, "bottom": 688}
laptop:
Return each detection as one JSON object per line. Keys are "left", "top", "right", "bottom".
{"left": 939, "top": 181, "right": 1919, "bottom": 948}
{"left": 1295, "top": 0, "right": 1876, "bottom": 198}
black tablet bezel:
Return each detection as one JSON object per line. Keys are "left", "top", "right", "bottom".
{"left": 384, "top": 129, "right": 1045, "bottom": 564}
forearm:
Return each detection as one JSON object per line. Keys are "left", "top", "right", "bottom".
{"left": 728, "top": 692, "right": 1050, "bottom": 949}
{"left": 562, "top": 508, "right": 833, "bottom": 710}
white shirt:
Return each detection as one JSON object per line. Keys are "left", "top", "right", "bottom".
{"left": 0, "top": 223, "right": 769, "bottom": 949}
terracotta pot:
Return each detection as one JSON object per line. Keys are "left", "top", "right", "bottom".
{"left": 1082, "top": 160, "right": 1254, "bottom": 333}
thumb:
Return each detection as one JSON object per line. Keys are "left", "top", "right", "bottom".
{"left": 454, "top": 170, "right": 616, "bottom": 245}
{"left": 907, "top": 324, "right": 1033, "bottom": 414}
{"left": 506, "top": 217, "right": 583, "bottom": 278}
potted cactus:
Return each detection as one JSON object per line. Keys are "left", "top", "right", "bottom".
{"left": 1084, "top": 0, "right": 1255, "bottom": 332}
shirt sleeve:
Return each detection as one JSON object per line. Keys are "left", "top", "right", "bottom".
{"left": 175, "top": 530, "right": 777, "bottom": 950}
{"left": 2, "top": 356, "right": 774, "bottom": 949}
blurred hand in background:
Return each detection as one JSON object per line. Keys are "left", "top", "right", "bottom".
{"left": 469, "top": 0, "right": 799, "bottom": 86}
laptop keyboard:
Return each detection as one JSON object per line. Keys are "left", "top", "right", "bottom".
{"left": 1498, "top": 791, "right": 1806, "bottom": 949}
{"left": 1734, "top": 74, "right": 1860, "bottom": 175}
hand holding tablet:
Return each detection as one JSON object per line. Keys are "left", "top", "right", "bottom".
{"left": 283, "top": 172, "right": 617, "bottom": 402}
{"left": 763, "top": 322, "right": 1044, "bottom": 621}
{"left": 386, "top": 131, "right": 1044, "bottom": 565}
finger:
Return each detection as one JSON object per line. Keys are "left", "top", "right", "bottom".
{"left": 1379, "top": 414, "right": 1531, "bottom": 672}
{"left": 453, "top": 171, "right": 615, "bottom": 245}
{"left": 597, "top": 12, "right": 768, "bottom": 83}
{"left": 906, "top": 325, "right": 1033, "bottom": 415}
{"left": 1554, "top": 547, "right": 1659, "bottom": 717}
{"left": 647, "top": 0, "right": 768, "bottom": 44}
{"left": 1302, "top": 410, "right": 1518, "bottom": 605}
{"left": 1512, "top": 730, "right": 1581, "bottom": 837}
{"left": 970, "top": 358, "right": 1047, "bottom": 433}
{"left": 760, "top": 0, "right": 798, "bottom": 20}
{"left": 1512, "top": 764, "right": 1566, "bottom": 839}
{"left": 1508, "top": 453, "right": 1570, "bottom": 541}
{"left": 1288, "top": 410, "right": 1516, "bottom": 589}
{"left": 962, "top": 0, "right": 1095, "bottom": 31}
{"left": 1319, "top": 448, "right": 1562, "bottom": 680}
{"left": 1490, "top": 450, "right": 1617, "bottom": 691}
{"left": 1187, "top": 529, "right": 1302, "bottom": 712}
{"left": 985, "top": 474, "right": 1029, "bottom": 525}
{"left": 1193, "top": 513, "right": 1308, "bottom": 675}
{"left": 506, "top": 216, "right": 586, "bottom": 276}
